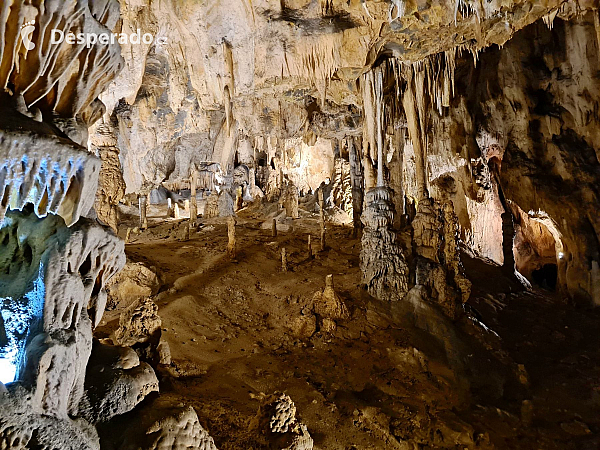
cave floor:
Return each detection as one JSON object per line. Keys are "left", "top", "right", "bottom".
{"left": 98, "top": 206, "right": 600, "bottom": 449}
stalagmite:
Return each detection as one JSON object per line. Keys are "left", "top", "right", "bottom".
{"left": 125, "top": 228, "right": 132, "bottom": 244}
{"left": 139, "top": 196, "right": 148, "bottom": 230}
{"left": 167, "top": 198, "right": 174, "bottom": 218}
{"left": 174, "top": 203, "right": 180, "bottom": 220}
{"left": 360, "top": 186, "right": 409, "bottom": 301}
{"left": 281, "top": 184, "right": 299, "bottom": 219}
{"left": 227, "top": 216, "right": 236, "bottom": 258}
{"left": 308, "top": 235, "right": 313, "bottom": 259}
{"left": 272, "top": 218, "right": 277, "bottom": 237}
{"left": 281, "top": 247, "right": 288, "bottom": 272}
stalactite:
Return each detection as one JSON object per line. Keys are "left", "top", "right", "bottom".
{"left": 402, "top": 67, "right": 428, "bottom": 200}
{"left": 320, "top": 0, "right": 333, "bottom": 15}
{"left": 389, "top": 0, "right": 406, "bottom": 23}
{"left": 361, "top": 50, "right": 458, "bottom": 202}
{"left": 284, "top": 36, "right": 341, "bottom": 101}
{"left": 361, "top": 0, "right": 374, "bottom": 21}
{"left": 375, "top": 69, "right": 385, "bottom": 187}
{"left": 224, "top": 85, "right": 233, "bottom": 136}
{"left": 223, "top": 40, "right": 235, "bottom": 96}
{"left": 0, "top": 0, "right": 122, "bottom": 118}
{"left": 544, "top": 9, "right": 559, "bottom": 29}
{"left": 594, "top": 11, "right": 600, "bottom": 55}
{"left": 362, "top": 70, "right": 376, "bottom": 162}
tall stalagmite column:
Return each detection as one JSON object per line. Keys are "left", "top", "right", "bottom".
{"left": 359, "top": 64, "right": 409, "bottom": 301}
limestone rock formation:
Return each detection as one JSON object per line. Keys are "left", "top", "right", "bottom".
{"left": 91, "top": 123, "right": 126, "bottom": 233}
{"left": 0, "top": 120, "right": 101, "bottom": 227}
{"left": 113, "top": 298, "right": 162, "bottom": 348}
{"left": 251, "top": 393, "right": 314, "bottom": 450}
{"left": 106, "top": 261, "right": 161, "bottom": 309}
{"left": 329, "top": 158, "right": 353, "bottom": 217}
{"left": 412, "top": 198, "right": 442, "bottom": 262}
{"left": 0, "top": 210, "right": 125, "bottom": 447}
{"left": 279, "top": 182, "right": 300, "bottom": 219}
{"left": 0, "top": 0, "right": 123, "bottom": 121}
{"left": 312, "top": 274, "right": 350, "bottom": 331}
{"left": 84, "top": 341, "right": 159, "bottom": 424}
{"left": 0, "top": 210, "right": 124, "bottom": 389}
{"left": 0, "top": 1, "right": 128, "bottom": 447}
{"left": 3, "top": 0, "right": 600, "bottom": 448}
{"left": 101, "top": 395, "right": 218, "bottom": 450}
{"left": 360, "top": 186, "right": 409, "bottom": 301}
{"left": 0, "top": 385, "right": 101, "bottom": 450}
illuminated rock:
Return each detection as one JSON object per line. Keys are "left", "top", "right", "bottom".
{"left": 0, "top": 122, "right": 101, "bottom": 227}
{"left": 0, "top": 210, "right": 124, "bottom": 405}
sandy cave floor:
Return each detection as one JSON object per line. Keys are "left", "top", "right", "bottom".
{"left": 95, "top": 203, "right": 600, "bottom": 450}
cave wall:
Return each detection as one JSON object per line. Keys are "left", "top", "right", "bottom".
{"left": 466, "top": 13, "right": 600, "bottom": 302}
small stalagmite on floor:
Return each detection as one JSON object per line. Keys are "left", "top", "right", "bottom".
{"left": 312, "top": 274, "right": 349, "bottom": 334}
{"left": 227, "top": 215, "right": 236, "bottom": 258}
{"left": 139, "top": 195, "right": 148, "bottom": 229}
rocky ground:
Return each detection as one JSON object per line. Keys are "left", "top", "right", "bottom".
{"left": 95, "top": 201, "right": 600, "bottom": 449}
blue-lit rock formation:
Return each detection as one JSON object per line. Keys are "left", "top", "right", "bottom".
{"left": 0, "top": 1, "right": 142, "bottom": 448}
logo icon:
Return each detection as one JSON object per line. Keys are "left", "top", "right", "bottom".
{"left": 20, "top": 21, "right": 35, "bottom": 51}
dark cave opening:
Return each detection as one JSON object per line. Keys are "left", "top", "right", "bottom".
{"left": 531, "top": 263, "right": 558, "bottom": 291}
